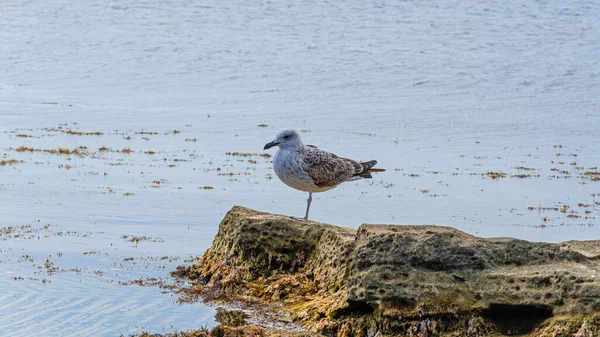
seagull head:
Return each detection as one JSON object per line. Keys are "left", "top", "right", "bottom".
{"left": 264, "top": 129, "right": 302, "bottom": 150}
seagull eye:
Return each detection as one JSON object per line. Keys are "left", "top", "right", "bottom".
{"left": 283, "top": 135, "right": 290, "bottom": 139}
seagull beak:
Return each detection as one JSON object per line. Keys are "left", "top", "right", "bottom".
{"left": 263, "top": 141, "right": 278, "bottom": 150}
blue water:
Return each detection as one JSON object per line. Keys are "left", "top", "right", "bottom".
{"left": 1, "top": 0, "right": 599, "bottom": 335}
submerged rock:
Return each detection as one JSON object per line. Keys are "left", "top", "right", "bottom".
{"left": 174, "top": 206, "right": 600, "bottom": 336}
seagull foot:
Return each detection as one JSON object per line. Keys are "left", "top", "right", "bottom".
{"left": 290, "top": 216, "right": 308, "bottom": 222}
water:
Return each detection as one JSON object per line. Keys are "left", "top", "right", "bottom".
{"left": 1, "top": 0, "right": 599, "bottom": 335}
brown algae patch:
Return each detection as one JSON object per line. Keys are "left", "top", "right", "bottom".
{"left": 121, "top": 235, "right": 165, "bottom": 244}
{"left": 551, "top": 168, "right": 571, "bottom": 175}
{"left": 515, "top": 166, "right": 537, "bottom": 171}
{"left": 65, "top": 129, "right": 104, "bottom": 136}
{"left": 484, "top": 171, "right": 506, "bottom": 179}
{"left": 14, "top": 146, "right": 85, "bottom": 155}
{"left": 226, "top": 152, "right": 255, "bottom": 157}
{"left": 15, "top": 146, "right": 34, "bottom": 152}
{"left": 511, "top": 173, "right": 540, "bottom": 178}
{"left": 0, "top": 159, "right": 22, "bottom": 166}
{"left": 583, "top": 171, "right": 600, "bottom": 181}
{"left": 226, "top": 152, "right": 273, "bottom": 158}
{"left": 1, "top": 223, "right": 52, "bottom": 240}
{"left": 528, "top": 204, "right": 560, "bottom": 212}
{"left": 151, "top": 179, "right": 168, "bottom": 188}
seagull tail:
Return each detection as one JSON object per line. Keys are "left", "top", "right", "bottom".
{"left": 357, "top": 160, "right": 385, "bottom": 179}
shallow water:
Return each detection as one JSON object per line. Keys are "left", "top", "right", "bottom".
{"left": 1, "top": 0, "right": 599, "bottom": 335}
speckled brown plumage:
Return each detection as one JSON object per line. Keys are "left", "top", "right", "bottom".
{"left": 300, "top": 146, "right": 377, "bottom": 187}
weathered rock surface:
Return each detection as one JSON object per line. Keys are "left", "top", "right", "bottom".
{"left": 174, "top": 206, "right": 600, "bottom": 337}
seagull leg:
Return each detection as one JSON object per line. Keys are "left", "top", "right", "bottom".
{"left": 291, "top": 192, "right": 312, "bottom": 221}
{"left": 303, "top": 192, "right": 312, "bottom": 220}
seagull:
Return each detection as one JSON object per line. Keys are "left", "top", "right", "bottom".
{"left": 263, "top": 129, "right": 384, "bottom": 220}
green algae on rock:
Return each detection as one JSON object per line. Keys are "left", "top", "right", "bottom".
{"left": 173, "top": 206, "right": 600, "bottom": 337}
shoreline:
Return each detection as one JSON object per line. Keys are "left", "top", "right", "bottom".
{"left": 158, "top": 206, "right": 600, "bottom": 336}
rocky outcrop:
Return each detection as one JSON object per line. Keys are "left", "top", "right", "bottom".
{"left": 174, "top": 206, "right": 600, "bottom": 337}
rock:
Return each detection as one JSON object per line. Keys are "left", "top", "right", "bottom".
{"left": 174, "top": 206, "right": 600, "bottom": 336}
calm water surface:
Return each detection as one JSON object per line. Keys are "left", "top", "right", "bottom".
{"left": 1, "top": 0, "right": 599, "bottom": 335}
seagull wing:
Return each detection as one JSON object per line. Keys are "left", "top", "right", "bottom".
{"left": 303, "top": 147, "right": 362, "bottom": 187}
